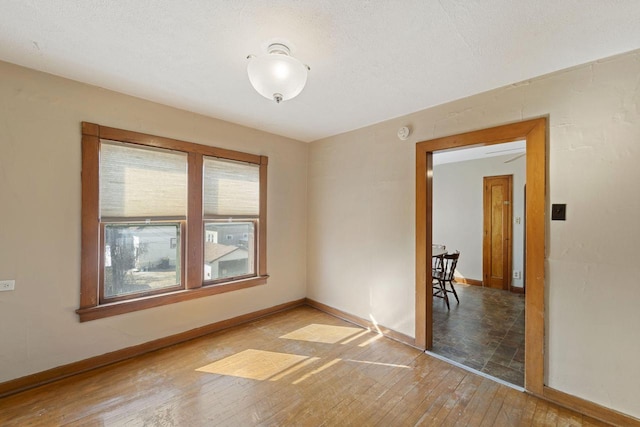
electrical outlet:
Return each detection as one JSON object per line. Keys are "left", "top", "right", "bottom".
{"left": 0, "top": 280, "right": 15, "bottom": 291}
{"left": 513, "top": 271, "right": 521, "bottom": 280}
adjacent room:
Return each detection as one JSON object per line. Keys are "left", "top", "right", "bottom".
{"left": 430, "top": 142, "right": 527, "bottom": 387}
{"left": 1, "top": 1, "right": 639, "bottom": 425}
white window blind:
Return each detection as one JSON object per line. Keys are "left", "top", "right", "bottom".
{"left": 100, "top": 140, "right": 187, "bottom": 218}
{"left": 203, "top": 157, "right": 260, "bottom": 216}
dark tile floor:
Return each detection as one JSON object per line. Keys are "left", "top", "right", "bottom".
{"left": 431, "top": 283, "right": 525, "bottom": 386}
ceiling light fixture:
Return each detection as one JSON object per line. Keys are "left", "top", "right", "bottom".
{"left": 247, "top": 43, "right": 310, "bottom": 104}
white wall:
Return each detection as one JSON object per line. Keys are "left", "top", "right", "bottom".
{"left": 0, "top": 61, "right": 308, "bottom": 383}
{"left": 307, "top": 50, "right": 640, "bottom": 418}
{"left": 433, "top": 154, "right": 526, "bottom": 287}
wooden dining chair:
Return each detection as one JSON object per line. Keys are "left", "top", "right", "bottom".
{"left": 432, "top": 251, "right": 460, "bottom": 310}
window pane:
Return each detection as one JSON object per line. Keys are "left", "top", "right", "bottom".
{"left": 104, "top": 224, "right": 181, "bottom": 299}
{"left": 100, "top": 140, "right": 187, "bottom": 218}
{"left": 203, "top": 222, "right": 255, "bottom": 281}
{"left": 203, "top": 157, "right": 259, "bottom": 216}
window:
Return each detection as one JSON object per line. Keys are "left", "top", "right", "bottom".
{"left": 103, "top": 223, "right": 182, "bottom": 302}
{"left": 202, "top": 157, "right": 259, "bottom": 283}
{"left": 77, "top": 122, "right": 268, "bottom": 322}
{"left": 203, "top": 222, "right": 255, "bottom": 281}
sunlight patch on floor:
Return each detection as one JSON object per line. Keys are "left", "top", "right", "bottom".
{"left": 291, "top": 358, "right": 342, "bottom": 385}
{"left": 279, "top": 323, "right": 364, "bottom": 344}
{"left": 358, "top": 333, "right": 383, "bottom": 347}
{"left": 338, "top": 329, "right": 370, "bottom": 344}
{"left": 344, "top": 359, "right": 411, "bottom": 369}
{"left": 196, "top": 349, "right": 318, "bottom": 381}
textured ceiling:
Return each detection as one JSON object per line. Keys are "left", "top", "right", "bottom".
{"left": 0, "top": 1, "right": 639, "bottom": 142}
{"left": 434, "top": 140, "right": 526, "bottom": 165}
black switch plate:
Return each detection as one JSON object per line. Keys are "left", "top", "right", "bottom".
{"left": 552, "top": 204, "right": 566, "bottom": 220}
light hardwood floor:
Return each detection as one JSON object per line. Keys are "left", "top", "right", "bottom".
{"left": 0, "top": 306, "right": 608, "bottom": 426}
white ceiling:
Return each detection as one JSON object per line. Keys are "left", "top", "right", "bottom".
{"left": 0, "top": 1, "right": 639, "bottom": 142}
{"left": 433, "top": 140, "right": 526, "bottom": 166}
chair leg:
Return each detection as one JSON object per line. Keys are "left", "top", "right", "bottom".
{"left": 432, "top": 279, "right": 440, "bottom": 298}
{"left": 439, "top": 279, "right": 450, "bottom": 310}
{"left": 448, "top": 280, "right": 459, "bottom": 303}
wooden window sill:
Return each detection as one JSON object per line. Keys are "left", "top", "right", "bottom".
{"left": 76, "top": 276, "right": 268, "bottom": 322}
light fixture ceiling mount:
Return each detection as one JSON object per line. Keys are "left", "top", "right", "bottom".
{"left": 247, "top": 43, "right": 310, "bottom": 104}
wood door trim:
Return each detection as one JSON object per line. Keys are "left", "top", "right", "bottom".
{"left": 482, "top": 174, "right": 513, "bottom": 290}
{"left": 415, "top": 117, "right": 546, "bottom": 395}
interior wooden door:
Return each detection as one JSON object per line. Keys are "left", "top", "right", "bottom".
{"left": 483, "top": 175, "right": 513, "bottom": 290}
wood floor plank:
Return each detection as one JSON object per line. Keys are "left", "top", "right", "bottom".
{"left": 0, "top": 305, "right": 620, "bottom": 426}
{"left": 478, "top": 383, "right": 509, "bottom": 426}
{"left": 492, "top": 387, "right": 528, "bottom": 426}
{"left": 532, "top": 398, "right": 551, "bottom": 425}
{"left": 546, "top": 402, "right": 561, "bottom": 425}
{"left": 373, "top": 358, "right": 456, "bottom": 426}
{"left": 557, "top": 405, "right": 586, "bottom": 426}
{"left": 458, "top": 378, "right": 502, "bottom": 426}
{"left": 401, "top": 368, "right": 467, "bottom": 425}
{"left": 519, "top": 393, "right": 541, "bottom": 426}
{"left": 352, "top": 354, "right": 445, "bottom": 425}
{"left": 317, "top": 350, "right": 421, "bottom": 425}
{"left": 420, "top": 370, "right": 484, "bottom": 426}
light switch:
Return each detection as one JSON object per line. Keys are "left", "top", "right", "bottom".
{"left": 552, "top": 204, "right": 566, "bottom": 221}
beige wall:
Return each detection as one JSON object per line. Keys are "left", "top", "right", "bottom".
{"left": 0, "top": 61, "right": 308, "bottom": 383}
{"left": 433, "top": 154, "right": 526, "bottom": 287}
{"left": 308, "top": 50, "right": 640, "bottom": 417}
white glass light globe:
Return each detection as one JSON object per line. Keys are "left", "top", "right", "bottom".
{"left": 247, "top": 47, "right": 308, "bottom": 103}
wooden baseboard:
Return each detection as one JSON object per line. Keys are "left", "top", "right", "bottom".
{"left": 453, "top": 276, "right": 483, "bottom": 286}
{"left": 453, "top": 277, "right": 524, "bottom": 295}
{"left": 304, "top": 298, "right": 417, "bottom": 349}
{"left": 541, "top": 386, "right": 639, "bottom": 427}
{"left": 0, "top": 298, "right": 306, "bottom": 399}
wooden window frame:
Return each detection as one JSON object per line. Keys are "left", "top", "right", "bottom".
{"left": 77, "top": 122, "right": 268, "bottom": 322}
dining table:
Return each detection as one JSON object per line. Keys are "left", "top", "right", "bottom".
{"left": 432, "top": 244, "right": 447, "bottom": 257}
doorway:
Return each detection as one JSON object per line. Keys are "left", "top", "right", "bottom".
{"left": 415, "top": 118, "right": 546, "bottom": 394}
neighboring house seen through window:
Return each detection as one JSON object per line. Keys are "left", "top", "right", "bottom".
{"left": 77, "top": 122, "right": 268, "bottom": 322}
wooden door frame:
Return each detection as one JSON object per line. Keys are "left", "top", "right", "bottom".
{"left": 482, "top": 174, "right": 513, "bottom": 290}
{"left": 415, "top": 118, "right": 546, "bottom": 394}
